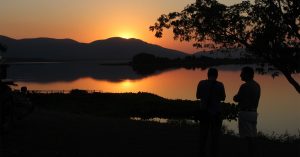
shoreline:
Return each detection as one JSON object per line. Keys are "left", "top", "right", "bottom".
{"left": 16, "top": 90, "right": 300, "bottom": 136}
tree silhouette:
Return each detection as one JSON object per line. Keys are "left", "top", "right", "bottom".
{"left": 150, "top": 0, "right": 300, "bottom": 93}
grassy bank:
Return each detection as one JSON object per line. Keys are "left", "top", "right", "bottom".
{"left": 2, "top": 91, "right": 299, "bottom": 157}
{"left": 27, "top": 90, "right": 300, "bottom": 143}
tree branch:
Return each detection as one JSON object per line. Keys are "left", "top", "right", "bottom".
{"left": 281, "top": 69, "right": 300, "bottom": 94}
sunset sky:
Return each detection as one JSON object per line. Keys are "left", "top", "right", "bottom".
{"left": 0, "top": 0, "right": 243, "bottom": 54}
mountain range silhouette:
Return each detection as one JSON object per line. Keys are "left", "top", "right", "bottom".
{"left": 0, "top": 35, "right": 187, "bottom": 61}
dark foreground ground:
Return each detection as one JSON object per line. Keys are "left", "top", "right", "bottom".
{"left": 2, "top": 108, "right": 300, "bottom": 157}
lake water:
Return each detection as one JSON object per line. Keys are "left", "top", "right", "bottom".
{"left": 6, "top": 62, "right": 300, "bottom": 135}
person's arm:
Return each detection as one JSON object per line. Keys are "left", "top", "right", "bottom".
{"left": 220, "top": 83, "right": 226, "bottom": 101}
{"left": 233, "top": 84, "right": 245, "bottom": 102}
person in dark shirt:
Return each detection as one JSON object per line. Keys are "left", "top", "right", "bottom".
{"left": 196, "top": 68, "right": 226, "bottom": 157}
{"left": 234, "top": 66, "right": 260, "bottom": 157}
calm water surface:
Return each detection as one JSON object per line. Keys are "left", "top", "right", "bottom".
{"left": 8, "top": 62, "right": 300, "bottom": 135}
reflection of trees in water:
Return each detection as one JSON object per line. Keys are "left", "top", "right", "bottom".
{"left": 130, "top": 53, "right": 300, "bottom": 81}
{"left": 5, "top": 59, "right": 299, "bottom": 84}
{"left": 7, "top": 63, "right": 143, "bottom": 83}
{"left": 8, "top": 61, "right": 177, "bottom": 83}
{"left": 130, "top": 53, "right": 258, "bottom": 76}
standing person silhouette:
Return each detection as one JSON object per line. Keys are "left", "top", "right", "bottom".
{"left": 234, "top": 66, "right": 260, "bottom": 157}
{"left": 196, "top": 68, "right": 226, "bottom": 157}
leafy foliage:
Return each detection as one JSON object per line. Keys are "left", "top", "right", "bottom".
{"left": 150, "top": 0, "right": 300, "bottom": 93}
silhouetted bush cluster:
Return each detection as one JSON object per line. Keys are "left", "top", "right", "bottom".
{"left": 28, "top": 92, "right": 238, "bottom": 121}
{"left": 70, "top": 89, "right": 89, "bottom": 95}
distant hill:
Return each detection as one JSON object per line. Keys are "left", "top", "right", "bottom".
{"left": 0, "top": 35, "right": 187, "bottom": 61}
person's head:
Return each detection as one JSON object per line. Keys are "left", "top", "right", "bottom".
{"left": 240, "top": 66, "right": 254, "bottom": 82}
{"left": 207, "top": 68, "right": 218, "bottom": 80}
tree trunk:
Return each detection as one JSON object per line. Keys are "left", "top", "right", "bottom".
{"left": 253, "top": 49, "right": 300, "bottom": 94}
{"left": 281, "top": 70, "right": 300, "bottom": 94}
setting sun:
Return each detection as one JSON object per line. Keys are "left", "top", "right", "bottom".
{"left": 121, "top": 80, "right": 133, "bottom": 89}
{"left": 118, "top": 32, "right": 135, "bottom": 39}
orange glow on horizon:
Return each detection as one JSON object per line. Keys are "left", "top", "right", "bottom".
{"left": 118, "top": 32, "right": 136, "bottom": 39}
{"left": 0, "top": 0, "right": 200, "bottom": 54}
{"left": 0, "top": 0, "right": 253, "bottom": 53}
{"left": 120, "top": 80, "right": 134, "bottom": 89}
